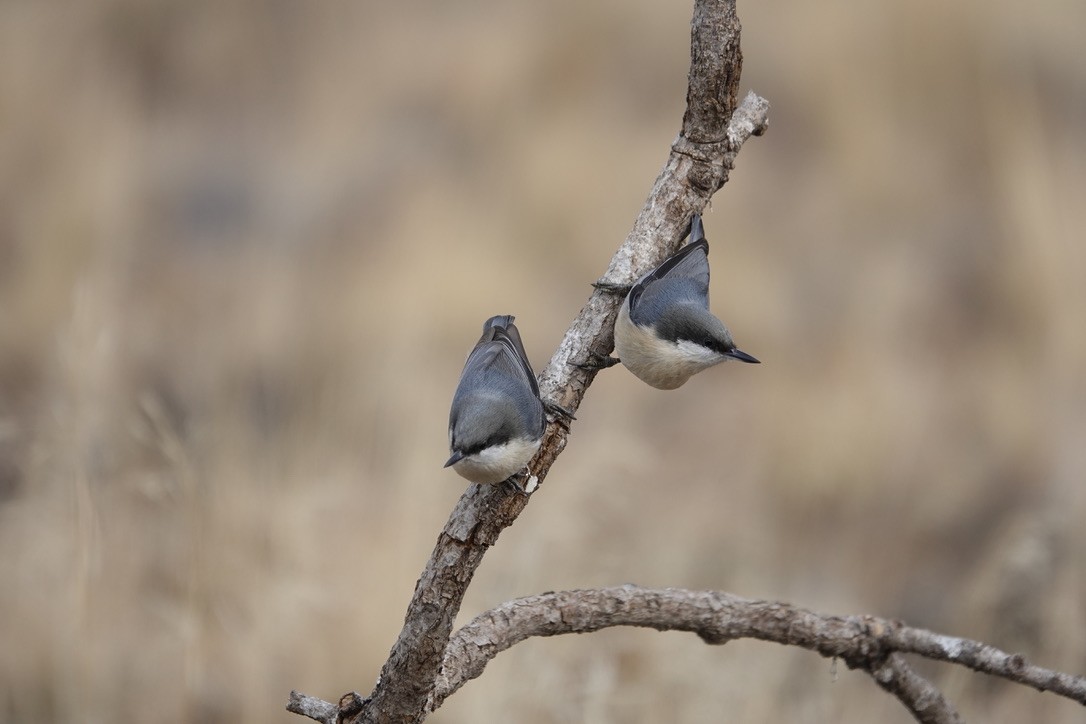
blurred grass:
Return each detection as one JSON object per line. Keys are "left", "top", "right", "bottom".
{"left": 1, "top": 1, "right": 1084, "bottom": 722}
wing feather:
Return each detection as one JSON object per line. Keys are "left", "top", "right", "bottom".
{"left": 627, "top": 239, "right": 710, "bottom": 323}
{"left": 627, "top": 214, "right": 712, "bottom": 315}
{"left": 460, "top": 315, "right": 539, "bottom": 397}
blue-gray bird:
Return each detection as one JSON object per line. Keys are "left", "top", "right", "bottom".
{"left": 445, "top": 315, "right": 545, "bottom": 485}
{"left": 613, "top": 213, "right": 759, "bottom": 389}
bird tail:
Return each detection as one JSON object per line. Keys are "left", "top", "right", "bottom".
{"left": 689, "top": 213, "right": 706, "bottom": 245}
{"left": 483, "top": 314, "right": 515, "bottom": 333}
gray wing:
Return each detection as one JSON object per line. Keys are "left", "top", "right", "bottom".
{"left": 461, "top": 315, "right": 539, "bottom": 398}
{"left": 451, "top": 316, "right": 543, "bottom": 444}
{"left": 627, "top": 239, "right": 711, "bottom": 327}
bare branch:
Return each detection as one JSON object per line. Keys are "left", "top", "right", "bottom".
{"left": 868, "top": 655, "right": 962, "bottom": 724}
{"left": 887, "top": 627, "right": 1086, "bottom": 704}
{"left": 684, "top": 0, "right": 743, "bottom": 142}
{"left": 286, "top": 691, "right": 339, "bottom": 724}
{"left": 282, "top": 0, "right": 1086, "bottom": 719}
{"left": 430, "top": 586, "right": 1085, "bottom": 718}
{"left": 285, "top": 2, "right": 766, "bottom": 722}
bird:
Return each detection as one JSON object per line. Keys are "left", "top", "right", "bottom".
{"left": 445, "top": 315, "right": 546, "bottom": 487}
{"left": 611, "top": 213, "right": 759, "bottom": 389}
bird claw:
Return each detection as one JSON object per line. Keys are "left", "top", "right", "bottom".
{"left": 544, "top": 400, "right": 576, "bottom": 430}
{"left": 575, "top": 350, "right": 621, "bottom": 371}
{"left": 592, "top": 280, "right": 633, "bottom": 296}
{"left": 499, "top": 471, "right": 534, "bottom": 499}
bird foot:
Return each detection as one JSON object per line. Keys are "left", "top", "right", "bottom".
{"left": 502, "top": 466, "right": 541, "bottom": 497}
{"left": 544, "top": 400, "right": 576, "bottom": 430}
{"left": 575, "top": 350, "right": 621, "bottom": 371}
{"left": 592, "top": 280, "right": 633, "bottom": 296}
{"left": 502, "top": 474, "right": 529, "bottom": 497}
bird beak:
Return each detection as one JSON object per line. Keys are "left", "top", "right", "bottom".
{"left": 726, "top": 349, "right": 760, "bottom": 364}
{"left": 444, "top": 450, "right": 465, "bottom": 468}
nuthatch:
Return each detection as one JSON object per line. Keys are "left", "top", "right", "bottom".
{"left": 445, "top": 315, "right": 545, "bottom": 486}
{"left": 611, "top": 213, "right": 759, "bottom": 389}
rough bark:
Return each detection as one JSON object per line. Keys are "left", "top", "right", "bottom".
{"left": 428, "top": 587, "right": 1084, "bottom": 720}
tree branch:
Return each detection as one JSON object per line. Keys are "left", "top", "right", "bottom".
{"left": 868, "top": 655, "right": 962, "bottom": 724}
{"left": 683, "top": 0, "right": 743, "bottom": 142}
{"left": 285, "top": 2, "right": 765, "bottom": 722}
{"left": 429, "top": 587, "right": 1084, "bottom": 719}
{"left": 283, "top": 0, "right": 1086, "bottom": 718}
{"left": 286, "top": 691, "right": 340, "bottom": 724}
{"left": 887, "top": 626, "right": 1086, "bottom": 703}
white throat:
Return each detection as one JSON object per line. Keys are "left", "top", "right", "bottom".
{"left": 614, "top": 301, "right": 727, "bottom": 390}
{"left": 450, "top": 436, "right": 542, "bottom": 485}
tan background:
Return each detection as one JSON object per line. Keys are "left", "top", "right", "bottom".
{"left": 1, "top": 1, "right": 1084, "bottom": 722}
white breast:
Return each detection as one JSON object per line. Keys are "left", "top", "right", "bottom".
{"left": 614, "top": 300, "right": 726, "bottom": 390}
{"left": 450, "top": 436, "right": 542, "bottom": 485}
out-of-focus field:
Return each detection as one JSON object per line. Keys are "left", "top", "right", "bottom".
{"left": 1, "top": 1, "right": 1084, "bottom": 722}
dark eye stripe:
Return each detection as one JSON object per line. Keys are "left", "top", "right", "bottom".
{"left": 676, "top": 333, "right": 730, "bottom": 355}
{"left": 456, "top": 432, "right": 512, "bottom": 458}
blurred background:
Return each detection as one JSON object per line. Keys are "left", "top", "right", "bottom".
{"left": 1, "top": 1, "right": 1084, "bottom": 722}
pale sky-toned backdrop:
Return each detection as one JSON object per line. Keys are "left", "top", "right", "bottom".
{"left": 1, "top": 1, "right": 1084, "bottom": 722}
